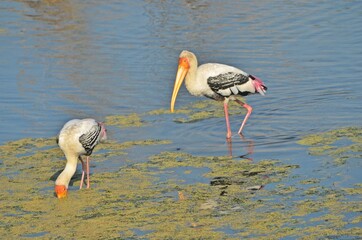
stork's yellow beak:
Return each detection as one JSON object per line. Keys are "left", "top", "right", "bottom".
{"left": 170, "top": 58, "right": 189, "bottom": 112}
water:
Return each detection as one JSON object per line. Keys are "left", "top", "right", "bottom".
{"left": 1, "top": 1, "right": 361, "bottom": 142}
{"left": 0, "top": 0, "right": 361, "bottom": 237}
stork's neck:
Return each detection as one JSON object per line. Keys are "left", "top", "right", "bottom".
{"left": 55, "top": 153, "right": 78, "bottom": 188}
{"left": 184, "top": 58, "right": 201, "bottom": 96}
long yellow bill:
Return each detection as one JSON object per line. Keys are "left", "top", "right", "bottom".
{"left": 170, "top": 65, "right": 188, "bottom": 112}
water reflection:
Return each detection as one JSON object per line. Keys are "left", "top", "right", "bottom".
{"left": 1, "top": 0, "right": 361, "bottom": 172}
{"left": 15, "top": 0, "right": 120, "bottom": 126}
{"left": 23, "top": 0, "right": 75, "bottom": 25}
{"left": 226, "top": 135, "right": 254, "bottom": 160}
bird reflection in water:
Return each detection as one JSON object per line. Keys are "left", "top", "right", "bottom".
{"left": 226, "top": 135, "right": 254, "bottom": 160}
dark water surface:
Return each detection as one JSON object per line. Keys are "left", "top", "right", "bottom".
{"left": 1, "top": 0, "right": 361, "bottom": 238}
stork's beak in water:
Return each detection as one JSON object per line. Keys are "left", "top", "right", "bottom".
{"left": 256, "top": 86, "right": 266, "bottom": 96}
{"left": 99, "top": 122, "right": 107, "bottom": 141}
{"left": 170, "top": 58, "right": 189, "bottom": 112}
{"left": 251, "top": 75, "right": 267, "bottom": 96}
{"left": 55, "top": 185, "right": 68, "bottom": 199}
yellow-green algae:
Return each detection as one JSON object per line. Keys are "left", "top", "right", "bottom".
{"left": 298, "top": 126, "right": 362, "bottom": 165}
{"left": 0, "top": 130, "right": 361, "bottom": 239}
{"left": 299, "top": 178, "right": 321, "bottom": 184}
{"left": 105, "top": 113, "right": 145, "bottom": 128}
{"left": 106, "top": 99, "right": 247, "bottom": 129}
{"left": 171, "top": 99, "right": 246, "bottom": 123}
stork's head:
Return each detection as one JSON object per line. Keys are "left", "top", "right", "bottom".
{"left": 55, "top": 185, "right": 67, "bottom": 199}
{"left": 99, "top": 122, "right": 107, "bottom": 141}
{"left": 170, "top": 50, "right": 197, "bottom": 112}
{"left": 250, "top": 75, "right": 267, "bottom": 96}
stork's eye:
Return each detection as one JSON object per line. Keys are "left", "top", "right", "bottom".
{"left": 179, "top": 57, "right": 190, "bottom": 68}
{"left": 179, "top": 58, "right": 187, "bottom": 64}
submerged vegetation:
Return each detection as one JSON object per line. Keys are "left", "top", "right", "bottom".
{"left": 0, "top": 125, "right": 361, "bottom": 238}
{"left": 105, "top": 99, "right": 245, "bottom": 128}
{"left": 298, "top": 126, "right": 362, "bottom": 165}
{"left": 170, "top": 99, "right": 245, "bottom": 123}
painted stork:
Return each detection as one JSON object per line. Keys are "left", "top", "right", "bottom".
{"left": 54, "top": 118, "right": 107, "bottom": 198}
{"left": 170, "top": 50, "right": 267, "bottom": 139}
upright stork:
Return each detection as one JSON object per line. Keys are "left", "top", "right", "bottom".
{"left": 170, "top": 50, "right": 267, "bottom": 139}
{"left": 54, "top": 118, "right": 107, "bottom": 198}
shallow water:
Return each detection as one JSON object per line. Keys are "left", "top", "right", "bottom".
{"left": 0, "top": 0, "right": 361, "bottom": 239}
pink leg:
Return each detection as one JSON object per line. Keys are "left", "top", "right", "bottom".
{"left": 235, "top": 99, "right": 253, "bottom": 135}
{"left": 86, "top": 156, "right": 90, "bottom": 189}
{"left": 226, "top": 137, "right": 233, "bottom": 157}
{"left": 223, "top": 100, "right": 232, "bottom": 139}
{"left": 79, "top": 157, "right": 85, "bottom": 189}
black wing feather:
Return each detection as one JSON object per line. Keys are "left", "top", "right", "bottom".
{"left": 79, "top": 123, "right": 102, "bottom": 155}
{"left": 207, "top": 72, "right": 249, "bottom": 93}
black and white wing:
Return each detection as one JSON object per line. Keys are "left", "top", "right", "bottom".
{"left": 207, "top": 72, "right": 252, "bottom": 97}
{"left": 79, "top": 123, "right": 102, "bottom": 156}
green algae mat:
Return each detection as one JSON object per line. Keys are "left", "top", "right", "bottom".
{"left": 105, "top": 99, "right": 245, "bottom": 128}
{"left": 0, "top": 110, "right": 361, "bottom": 239}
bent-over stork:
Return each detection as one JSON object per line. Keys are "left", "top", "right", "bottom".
{"left": 170, "top": 50, "right": 267, "bottom": 139}
{"left": 55, "top": 118, "right": 107, "bottom": 198}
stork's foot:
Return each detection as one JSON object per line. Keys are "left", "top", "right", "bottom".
{"left": 226, "top": 131, "right": 232, "bottom": 139}
{"left": 226, "top": 137, "right": 232, "bottom": 157}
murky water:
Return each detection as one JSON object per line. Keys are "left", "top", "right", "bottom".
{"left": 1, "top": 0, "right": 361, "bottom": 238}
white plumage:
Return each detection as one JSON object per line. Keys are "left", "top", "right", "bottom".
{"left": 54, "top": 118, "right": 107, "bottom": 198}
{"left": 171, "top": 50, "right": 267, "bottom": 138}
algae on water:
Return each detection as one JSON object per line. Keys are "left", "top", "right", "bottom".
{"left": 105, "top": 113, "right": 145, "bottom": 128}
{"left": 105, "top": 99, "right": 248, "bottom": 130}
{"left": 171, "top": 99, "right": 246, "bottom": 123}
{"left": 298, "top": 127, "right": 362, "bottom": 165}
{"left": 0, "top": 127, "right": 361, "bottom": 238}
